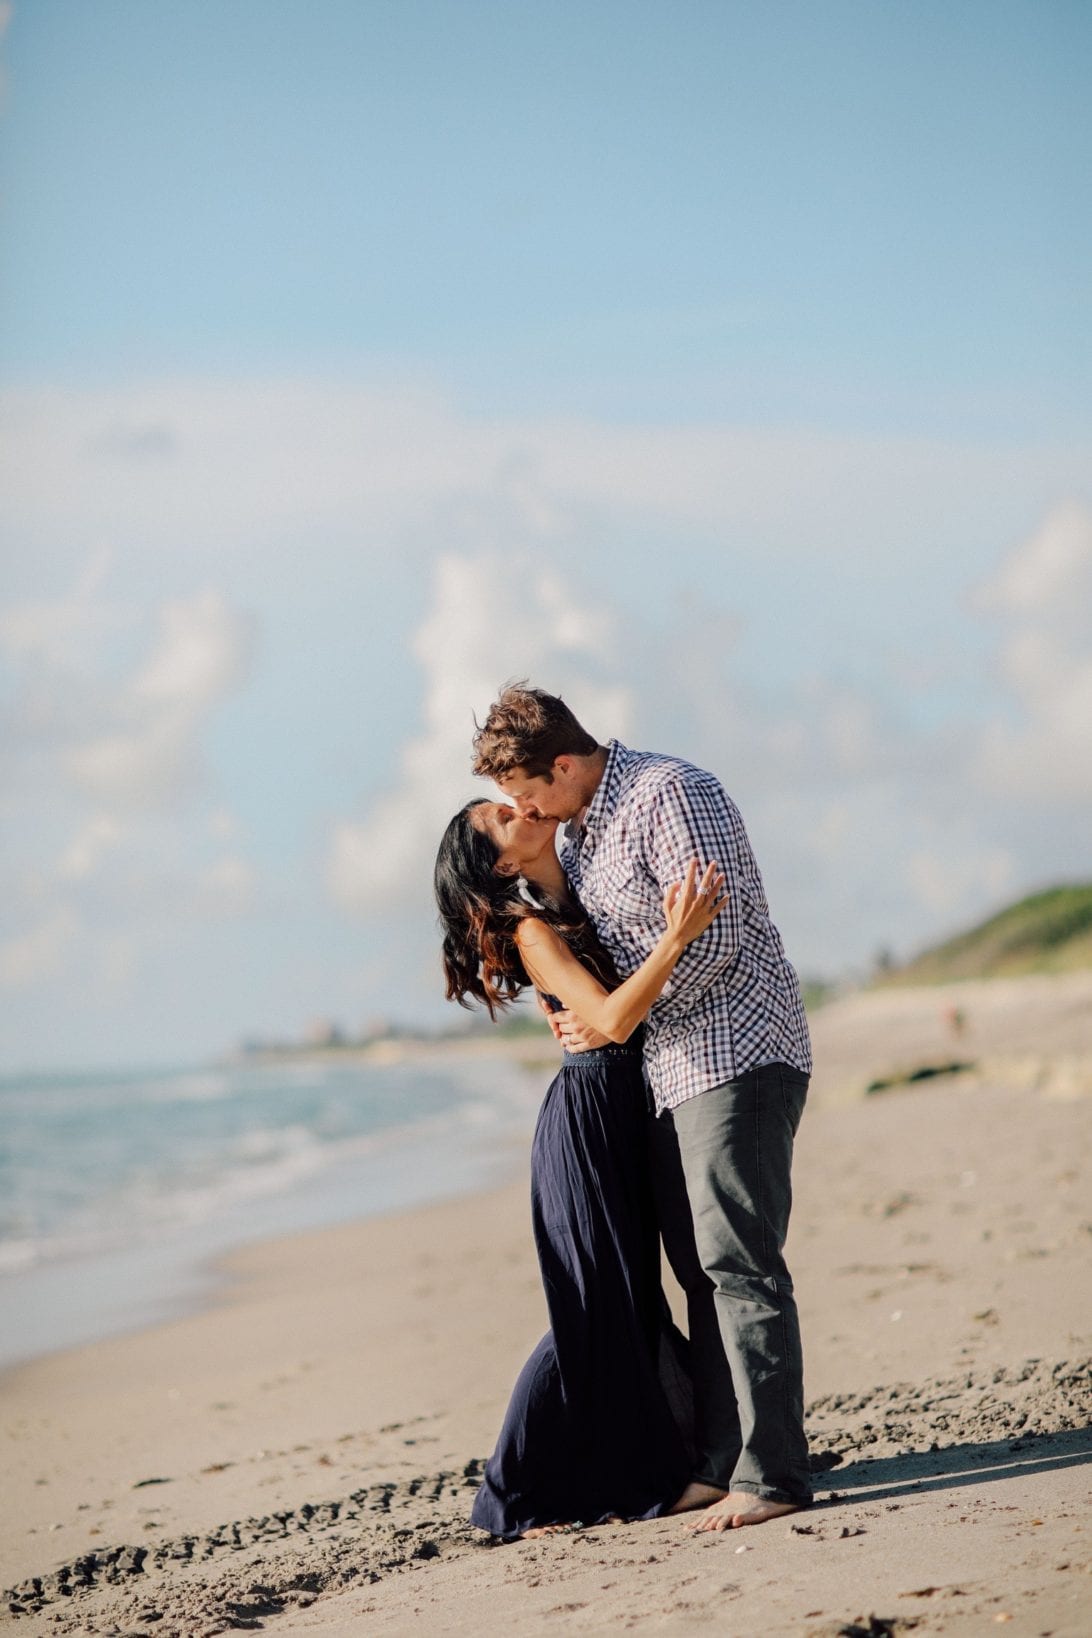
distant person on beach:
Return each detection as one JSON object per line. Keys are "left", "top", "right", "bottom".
{"left": 471, "top": 684, "right": 814, "bottom": 1531}
{"left": 435, "top": 796, "right": 727, "bottom": 1537}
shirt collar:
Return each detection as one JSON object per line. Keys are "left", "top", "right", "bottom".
{"left": 568, "top": 738, "right": 629, "bottom": 843}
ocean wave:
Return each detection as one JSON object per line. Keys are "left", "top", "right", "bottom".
{"left": 0, "top": 1058, "right": 545, "bottom": 1281}
{"left": 134, "top": 1070, "right": 238, "bottom": 1103}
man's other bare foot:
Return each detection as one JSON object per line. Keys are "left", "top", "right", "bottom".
{"left": 683, "top": 1492, "right": 803, "bottom": 1532}
{"left": 667, "top": 1480, "right": 728, "bottom": 1515}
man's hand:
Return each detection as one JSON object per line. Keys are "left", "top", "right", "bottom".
{"left": 552, "top": 1009, "right": 611, "bottom": 1053}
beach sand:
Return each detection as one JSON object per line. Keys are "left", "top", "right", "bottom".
{"left": 3, "top": 974, "right": 1090, "bottom": 1637}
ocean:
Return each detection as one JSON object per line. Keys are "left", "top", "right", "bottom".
{"left": 0, "top": 1047, "right": 546, "bottom": 1369}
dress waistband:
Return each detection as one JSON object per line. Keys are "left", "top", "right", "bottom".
{"left": 562, "top": 1043, "right": 642, "bottom": 1066}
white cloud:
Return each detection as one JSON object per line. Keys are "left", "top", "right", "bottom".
{"left": 980, "top": 501, "right": 1092, "bottom": 629}
{"left": 327, "top": 550, "right": 631, "bottom": 912}
{"left": 92, "top": 931, "right": 139, "bottom": 1005}
{"left": 0, "top": 906, "right": 79, "bottom": 989}
{"left": 973, "top": 503, "right": 1092, "bottom": 802}
{"left": 51, "top": 586, "right": 255, "bottom": 810}
{"left": 0, "top": 561, "right": 262, "bottom": 1023}
{"left": 325, "top": 497, "right": 1092, "bottom": 979}
{"left": 3, "top": 379, "right": 1087, "bottom": 581}
{"left": 56, "top": 814, "right": 126, "bottom": 882}
{"left": 906, "top": 846, "right": 1015, "bottom": 921}
{"left": 198, "top": 854, "right": 258, "bottom": 913}
{"left": 133, "top": 588, "right": 249, "bottom": 709}
{"left": 2, "top": 373, "right": 1090, "bottom": 1061}
{"left": 208, "top": 806, "right": 244, "bottom": 842}
{"left": 0, "top": 546, "right": 126, "bottom": 668}
{"left": 1, "top": 559, "right": 255, "bottom": 810}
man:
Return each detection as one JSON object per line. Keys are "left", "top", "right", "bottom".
{"left": 472, "top": 683, "right": 813, "bottom": 1531}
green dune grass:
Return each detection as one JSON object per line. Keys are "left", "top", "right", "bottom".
{"left": 885, "top": 884, "right": 1092, "bottom": 984}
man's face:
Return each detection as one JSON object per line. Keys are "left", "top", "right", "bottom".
{"left": 497, "top": 758, "right": 585, "bottom": 823}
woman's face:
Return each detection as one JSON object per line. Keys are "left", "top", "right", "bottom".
{"left": 470, "top": 801, "right": 558, "bottom": 877}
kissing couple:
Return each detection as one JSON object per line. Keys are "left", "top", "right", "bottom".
{"left": 434, "top": 684, "right": 813, "bottom": 1539}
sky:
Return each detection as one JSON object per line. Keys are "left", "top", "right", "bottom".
{"left": 1, "top": 0, "right": 1090, "bottom": 1072}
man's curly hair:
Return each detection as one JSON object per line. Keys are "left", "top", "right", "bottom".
{"left": 472, "top": 682, "right": 598, "bottom": 782}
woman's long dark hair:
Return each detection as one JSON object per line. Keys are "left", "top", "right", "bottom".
{"left": 434, "top": 799, "right": 618, "bottom": 1018}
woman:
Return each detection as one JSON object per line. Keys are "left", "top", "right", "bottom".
{"left": 434, "top": 797, "right": 727, "bottom": 1539}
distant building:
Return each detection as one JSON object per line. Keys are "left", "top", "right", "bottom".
{"left": 360, "top": 1015, "right": 395, "bottom": 1043}
{"left": 304, "top": 1017, "right": 346, "bottom": 1048}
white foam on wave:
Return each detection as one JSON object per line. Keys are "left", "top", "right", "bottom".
{"left": 136, "top": 1070, "right": 238, "bottom": 1103}
{"left": 0, "top": 1052, "right": 557, "bottom": 1366}
{"left": 0, "top": 1051, "right": 549, "bottom": 1285}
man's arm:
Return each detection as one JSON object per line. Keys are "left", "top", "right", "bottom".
{"left": 643, "top": 775, "right": 744, "bottom": 1003}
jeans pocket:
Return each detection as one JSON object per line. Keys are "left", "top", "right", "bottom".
{"left": 779, "top": 1068, "right": 809, "bottom": 1133}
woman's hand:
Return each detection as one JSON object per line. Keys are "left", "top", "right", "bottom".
{"left": 538, "top": 992, "right": 609, "bottom": 1053}
{"left": 515, "top": 859, "right": 729, "bottom": 1046}
{"left": 663, "top": 859, "right": 728, "bottom": 948}
{"left": 552, "top": 1009, "right": 612, "bottom": 1053}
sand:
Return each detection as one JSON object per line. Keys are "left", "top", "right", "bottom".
{"left": 2, "top": 973, "right": 1090, "bottom": 1637}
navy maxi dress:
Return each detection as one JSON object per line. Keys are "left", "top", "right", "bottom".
{"left": 470, "top": 1023, "right": 695, "bottom": 1538}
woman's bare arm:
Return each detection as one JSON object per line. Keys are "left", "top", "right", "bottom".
{"left": 515, "top": 861, "right": 726, "bottom": 1044}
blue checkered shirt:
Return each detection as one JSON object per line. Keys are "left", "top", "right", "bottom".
{"left": 561, "top": 740, "right": 812, "bottom": 1114}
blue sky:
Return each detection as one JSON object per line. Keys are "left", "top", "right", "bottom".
{"left": 1, "top": 0, "right": 1090, "bottom": 1070}
{"left": 5, "top": 0, "right": 1089, "bottom": 428}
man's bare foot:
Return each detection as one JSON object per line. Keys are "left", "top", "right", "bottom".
{"left": 667, "top": 1480, "right": 728, "bottom": 1515}
{"left": 683, "top": 1492, "right": 804, "bottom": 1532}
{"left": 520, "top": 1522, "right": 572, "bottom": 1538}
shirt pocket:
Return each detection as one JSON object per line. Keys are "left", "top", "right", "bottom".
{"left": 592, "top": 859, "right": 654, "bottom": 926}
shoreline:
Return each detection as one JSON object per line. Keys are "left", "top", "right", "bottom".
{"left": 0, "top": 1155, "right": 537, "bottom": 1381}
{"left": 0, "top": 1036, "right": 558, "bottom": 1373}
{"left": 3, "top": 965, "right": 1090, "bottom": 1374}
{"left": 3, "top": 1065, "right": 1089, "bottom": 1636}
{"left": 4, "top": 975, "right": 1091, "bottom": 1634}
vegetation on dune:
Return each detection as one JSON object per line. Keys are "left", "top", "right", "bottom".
{"left": 884, "top": 883, "right": 1092, "bottom": 984}
{"left": 866, "top": 1060, "right": 977, "bottom": 1094}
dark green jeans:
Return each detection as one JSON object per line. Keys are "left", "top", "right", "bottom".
{"left": 649, "top": 1061, "right": 812, "bottom": 1505}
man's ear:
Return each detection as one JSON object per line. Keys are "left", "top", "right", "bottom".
{"left": 552, "top": 755, "right": 572, "bottom": 780}
{"left": 495, "top": 860, "right": 518, "bottom": 878}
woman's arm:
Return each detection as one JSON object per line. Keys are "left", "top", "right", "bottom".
{"left": 515, "top": 861, "right": 726, "bottom": 1044}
